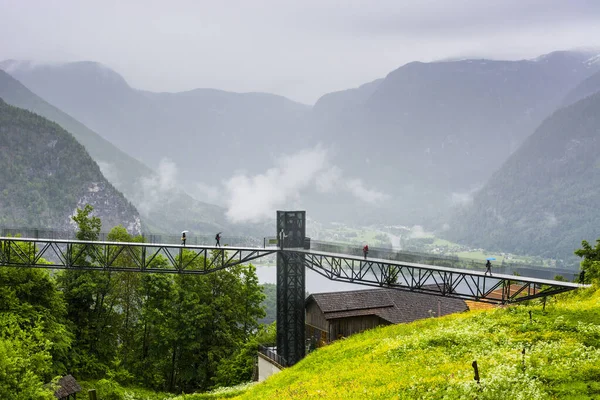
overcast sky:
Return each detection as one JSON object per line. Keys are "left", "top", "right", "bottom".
{"left": 2, "top": 0, "right": 600, "bottom": 104}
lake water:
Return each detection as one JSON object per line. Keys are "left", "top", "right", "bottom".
{"left": 255, "top": 265, "right": 371, "bottom": 294}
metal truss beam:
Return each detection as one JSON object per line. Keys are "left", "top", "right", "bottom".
{"left": 0, "top": 237, "right": 276, "bottom": 274}
{"left": 286, "top": 249, "right": 583, "bottom": 304}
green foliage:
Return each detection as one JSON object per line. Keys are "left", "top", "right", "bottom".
{"left": 575, "top": 239, "right": 600, "bottom": 283}
{"left": 171, "top": 382, "right": 256, "bottom": 399}
{"left": 73, "top": 204, "right": 102, "bottom": 241}
{"left": 233, "top": 286, "right": 600, "bottom": 399}
{"left": 0, "top": 241, "right": 70, "bottom": 398}
{"left": 80, "top": 379, "right": 174, "bottom": 400}
{"left": 0, "top": 208, "right": 269, "bottom": 396}
{"left": 259, "top": 283, "right": 276, "bottom": 325}
{"left": 0, "top": 316, "right": 56, "bottom": 399}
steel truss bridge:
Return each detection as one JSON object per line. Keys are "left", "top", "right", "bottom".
{"left": 0, "top": 211, "right": 584, "bottom": 367}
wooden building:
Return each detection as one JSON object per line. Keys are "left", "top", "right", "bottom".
{"left": 305, "top": 289, "right": 468, "bottom": 348}
{"left": 53, "top": 375, "right": 82, "bottom": 400}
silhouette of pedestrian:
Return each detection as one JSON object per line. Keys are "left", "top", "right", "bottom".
{"left": 485, "top": 260, "right": 492, "bottom": 276}
{"left": 363, "top": 244, "right": 369, "bottom": 260}
{"left": 279, "top": 229, "right": 287, "bottom": 249}
{"left": 215, "top": 232, "right": 221, "bottom": 247}
{"left": 181, "top": 231, "right": 187, "bottom": 247}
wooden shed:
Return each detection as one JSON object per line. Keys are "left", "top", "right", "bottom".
{"left": 53, "top": 375, "right": 82, "bottom": 400}
{"left": 305, "top": 289, "right": 468, "bottom": 348}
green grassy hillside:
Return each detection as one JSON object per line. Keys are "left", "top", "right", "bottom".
{"left": 216, "top": 287, "right": 600, "bottom": 399}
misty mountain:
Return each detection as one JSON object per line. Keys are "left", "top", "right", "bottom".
{"left": 0, "top": 98, "right": 140, "bottom": 232}
{"left": 0, "top": 60, "right": 311, "bottom": 189}
{"left": 0, "top": 68, "right": 152, "bottom": 192}
{"left": 562, "top": 68, "right": 600, "bottom": 107}
{"left": 3, "top": 51, "right": 599, "bottom": 227}
{"left": 442, "top": 92, "right": 600, "bottom": 263}
{"left": 312, "top": 50, "right": 600, "bottom": 223}
{"left": 0, "top": 68, "right": 264, "bottom": 236}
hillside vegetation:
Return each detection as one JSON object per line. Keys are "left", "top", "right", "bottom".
{"left": 214, "top": 286, "right": 600, "bottom": 399}
{"left": 0, "top": 98, "right": 139, "bottom": 231}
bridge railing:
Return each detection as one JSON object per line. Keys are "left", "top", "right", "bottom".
{"left": 0, "top": 227, "right": 263, "bottom": 247}
{"left": 258, "top": 344, "right": 287, "bottom": 368}
{"left": 308, "top": 239, "right": 579, "bottom": 281}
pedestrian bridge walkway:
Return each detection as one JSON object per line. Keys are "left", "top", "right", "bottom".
{"left": 0, "top": 236, "right": 584, "bottom": 304}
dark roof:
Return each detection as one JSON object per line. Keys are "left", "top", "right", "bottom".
{"left": 306, "top": 289, "right": 468, "bottom": 324}
{"left": 54, "top": 375, "right": 82, "bottom": 399}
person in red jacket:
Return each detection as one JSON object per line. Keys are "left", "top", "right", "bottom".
{"left": 363, "top": 244, "right": 369, "bottom": 260}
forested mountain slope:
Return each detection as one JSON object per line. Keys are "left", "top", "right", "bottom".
{"left": 0, "top": 68, "right": 152, "bottom": 192}
{"left": 562, "top": 68, "right": 600, "bottom": 106}
{"left": 0, "top": 99, "right": 140, "bottom": 231}
{"left": 443, "top": 92, "right": 600, "bottom": 262}
{"left": 0, "top": 69, "right": 256, "bottom": 235}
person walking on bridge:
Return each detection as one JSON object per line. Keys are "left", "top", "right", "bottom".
{"left": 485, "top": 260, "right": 492, "bottom": 276}
{"left": 181, "top": 231, "right": 187, "bottom": 247}
{"left": 363, "top": 244, "right": 369, "bottom": 260}
{"left": 215, "top": 232, "right": 221, "bottom": 247}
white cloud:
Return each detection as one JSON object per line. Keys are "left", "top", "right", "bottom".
{"left": 137, "top": 158, "right": 178, "bottom": 214}
{"left": 315, "top": 166, "right": 343, "bottom": 193}
{"left": 224, "top": 147, "right": 328, "bottom": 223}
{"left": 410, "top": 225, "right": 429, "bottom": 239}
{"left": 189, "top": 182, "right": 221, "bottom": 204}
{"left": 223, "top": 145, "right": 389, "bottom": 223}
{"left": 345, "top": 178, "right": 389, "bottom": 203}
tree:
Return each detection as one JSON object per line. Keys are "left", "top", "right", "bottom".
{"left": 0, "top": 241, "right": 71, "bottom": 399}
{"left": 575, "top": 239, "right": 600, "bottom": 283}
{"left": 57, "top": 205, "right": 118, "bottom": 377}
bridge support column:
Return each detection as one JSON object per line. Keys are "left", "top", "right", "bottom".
{"left": 276, "top": 210, "right": 306, "bottom": 366}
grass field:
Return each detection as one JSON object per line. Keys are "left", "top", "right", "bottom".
{"left": 211, "top": 285, "right": 600, "bottom": 399}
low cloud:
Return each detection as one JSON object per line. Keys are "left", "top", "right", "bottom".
{"left": 345, "top": 178, "right": 389, "bottom": 203}
{"left": 188, "top": 182, "right": 221, "bottom": 204}
{"left": 409, "top": 225, "right": 429, "bottom": 239}
{"left": 136, "top": 158, "right": 178, "bottom": 214}
{"left": 224, "top": 145, "right": 389, "bottom": 223}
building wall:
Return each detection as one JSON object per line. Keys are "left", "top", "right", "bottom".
{"left": 329, "top": 315, "right": 386, "bottom": 340}
{"left": 306, "top": 301, "right": 328, "bottom": 331}
{"left": 257, "top": 353, "right": 282, "bottom": 382}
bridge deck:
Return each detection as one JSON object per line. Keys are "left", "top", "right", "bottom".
{"left": 0, "top": 236, "right": 267, "bottom": 252}
{"left": 0, "top": 237, "right": 585, "bottom": 303}
{"left": 289, "top": 248, "right": 582, "bottom": 289}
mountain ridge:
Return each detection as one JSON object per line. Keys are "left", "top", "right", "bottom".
{"left": 0, "top": 68, "right": 265, "bottom": 236}
{"left": 442, "top": 92, "right": 600, "bottom": 263}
